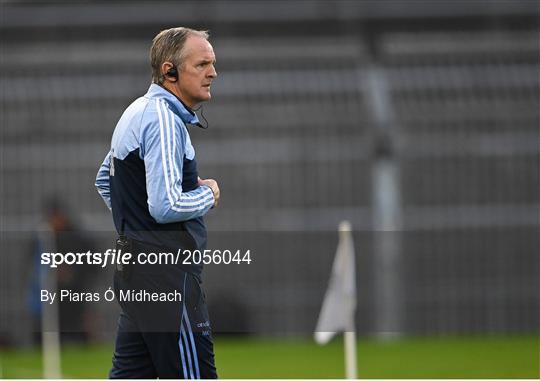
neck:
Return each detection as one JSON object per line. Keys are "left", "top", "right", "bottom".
{"left": 160, "top": 82, "right": 195, "bottom": 115}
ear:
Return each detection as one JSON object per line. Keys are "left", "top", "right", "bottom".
{"left": 161, "top": 61, "right": 177, "bottom": 82}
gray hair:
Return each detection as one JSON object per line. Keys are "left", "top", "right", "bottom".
{"left": 150, "top": 27, "right": 210, "bottom": 84}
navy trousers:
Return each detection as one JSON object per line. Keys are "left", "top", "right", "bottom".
{"left": 109, "top": 246, "right": 217, "bottom": 379}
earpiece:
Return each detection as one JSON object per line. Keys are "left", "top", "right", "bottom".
{"left": 165, "top": 66, "right": 178, "bottom": 79}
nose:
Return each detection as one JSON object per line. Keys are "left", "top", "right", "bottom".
{"left": 208, "top": 64, "right": 217, "bottom": 79}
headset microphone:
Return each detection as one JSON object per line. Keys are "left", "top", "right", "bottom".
{"left": 163, "top": 65, "right": 209, "bottom": 129}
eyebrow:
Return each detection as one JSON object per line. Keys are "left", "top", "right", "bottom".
{"left": 197, "top": 58, "right": 216, "bottom": 64}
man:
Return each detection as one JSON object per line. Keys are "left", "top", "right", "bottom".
{"left": 29, "top": 197, "right": 99, "bottom": 345}
{"left": 95, "top": 27, "right": 220, "bottom": 379}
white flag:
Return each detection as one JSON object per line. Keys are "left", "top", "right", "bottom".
{"left": 314, "top": 221, "right": 357, "bottom": 345}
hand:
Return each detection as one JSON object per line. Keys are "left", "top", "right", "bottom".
{"left": 198, "top": 177, "right": 220, "bottom": 208}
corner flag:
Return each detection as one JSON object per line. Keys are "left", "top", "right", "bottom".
{"left": 314, "top": 220, "right": 358, "bottom": 378}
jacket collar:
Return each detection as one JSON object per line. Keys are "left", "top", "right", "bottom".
{"left": 145, "top": 83, "right": 200, "bottom": 125}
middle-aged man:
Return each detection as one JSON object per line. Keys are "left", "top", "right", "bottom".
{"left": 95, "top": 27, "right": 219, "bottom": 379}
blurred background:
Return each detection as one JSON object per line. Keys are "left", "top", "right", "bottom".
{"left": 1, "top": 0, "right": 539, "bottom": 378}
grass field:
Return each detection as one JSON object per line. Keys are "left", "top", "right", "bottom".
{"left": 1, "top": 335, "right": 538, "bottom": 378}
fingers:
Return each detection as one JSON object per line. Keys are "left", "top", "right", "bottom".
{"left": 212, "top": 184, "right": 220, "bottom": 208}
{"left": 210, "top": 180, "right": 220, "bottom": 208}
{"left": 199, "top": 178, "right": 220, "bottom": 208}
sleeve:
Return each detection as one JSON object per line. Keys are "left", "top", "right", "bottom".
{"left": 141, "top": 101, "right": 214, "bottom": 224}
{"left": 95, "top": 151, "right": 112, "bottom": 210}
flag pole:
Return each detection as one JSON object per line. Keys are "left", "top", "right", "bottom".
{"left": 39, "top": 224, "right": 62, "bottom": 379}
{"left": 342, "top": 220, "right": 358, "bottom": 379}
{"left": 344, "top": 329, "right": 358, "bottom": 379}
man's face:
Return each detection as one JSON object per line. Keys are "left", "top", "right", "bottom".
{"left": 176, "top": 36, "right": 217, "bottom": 109}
